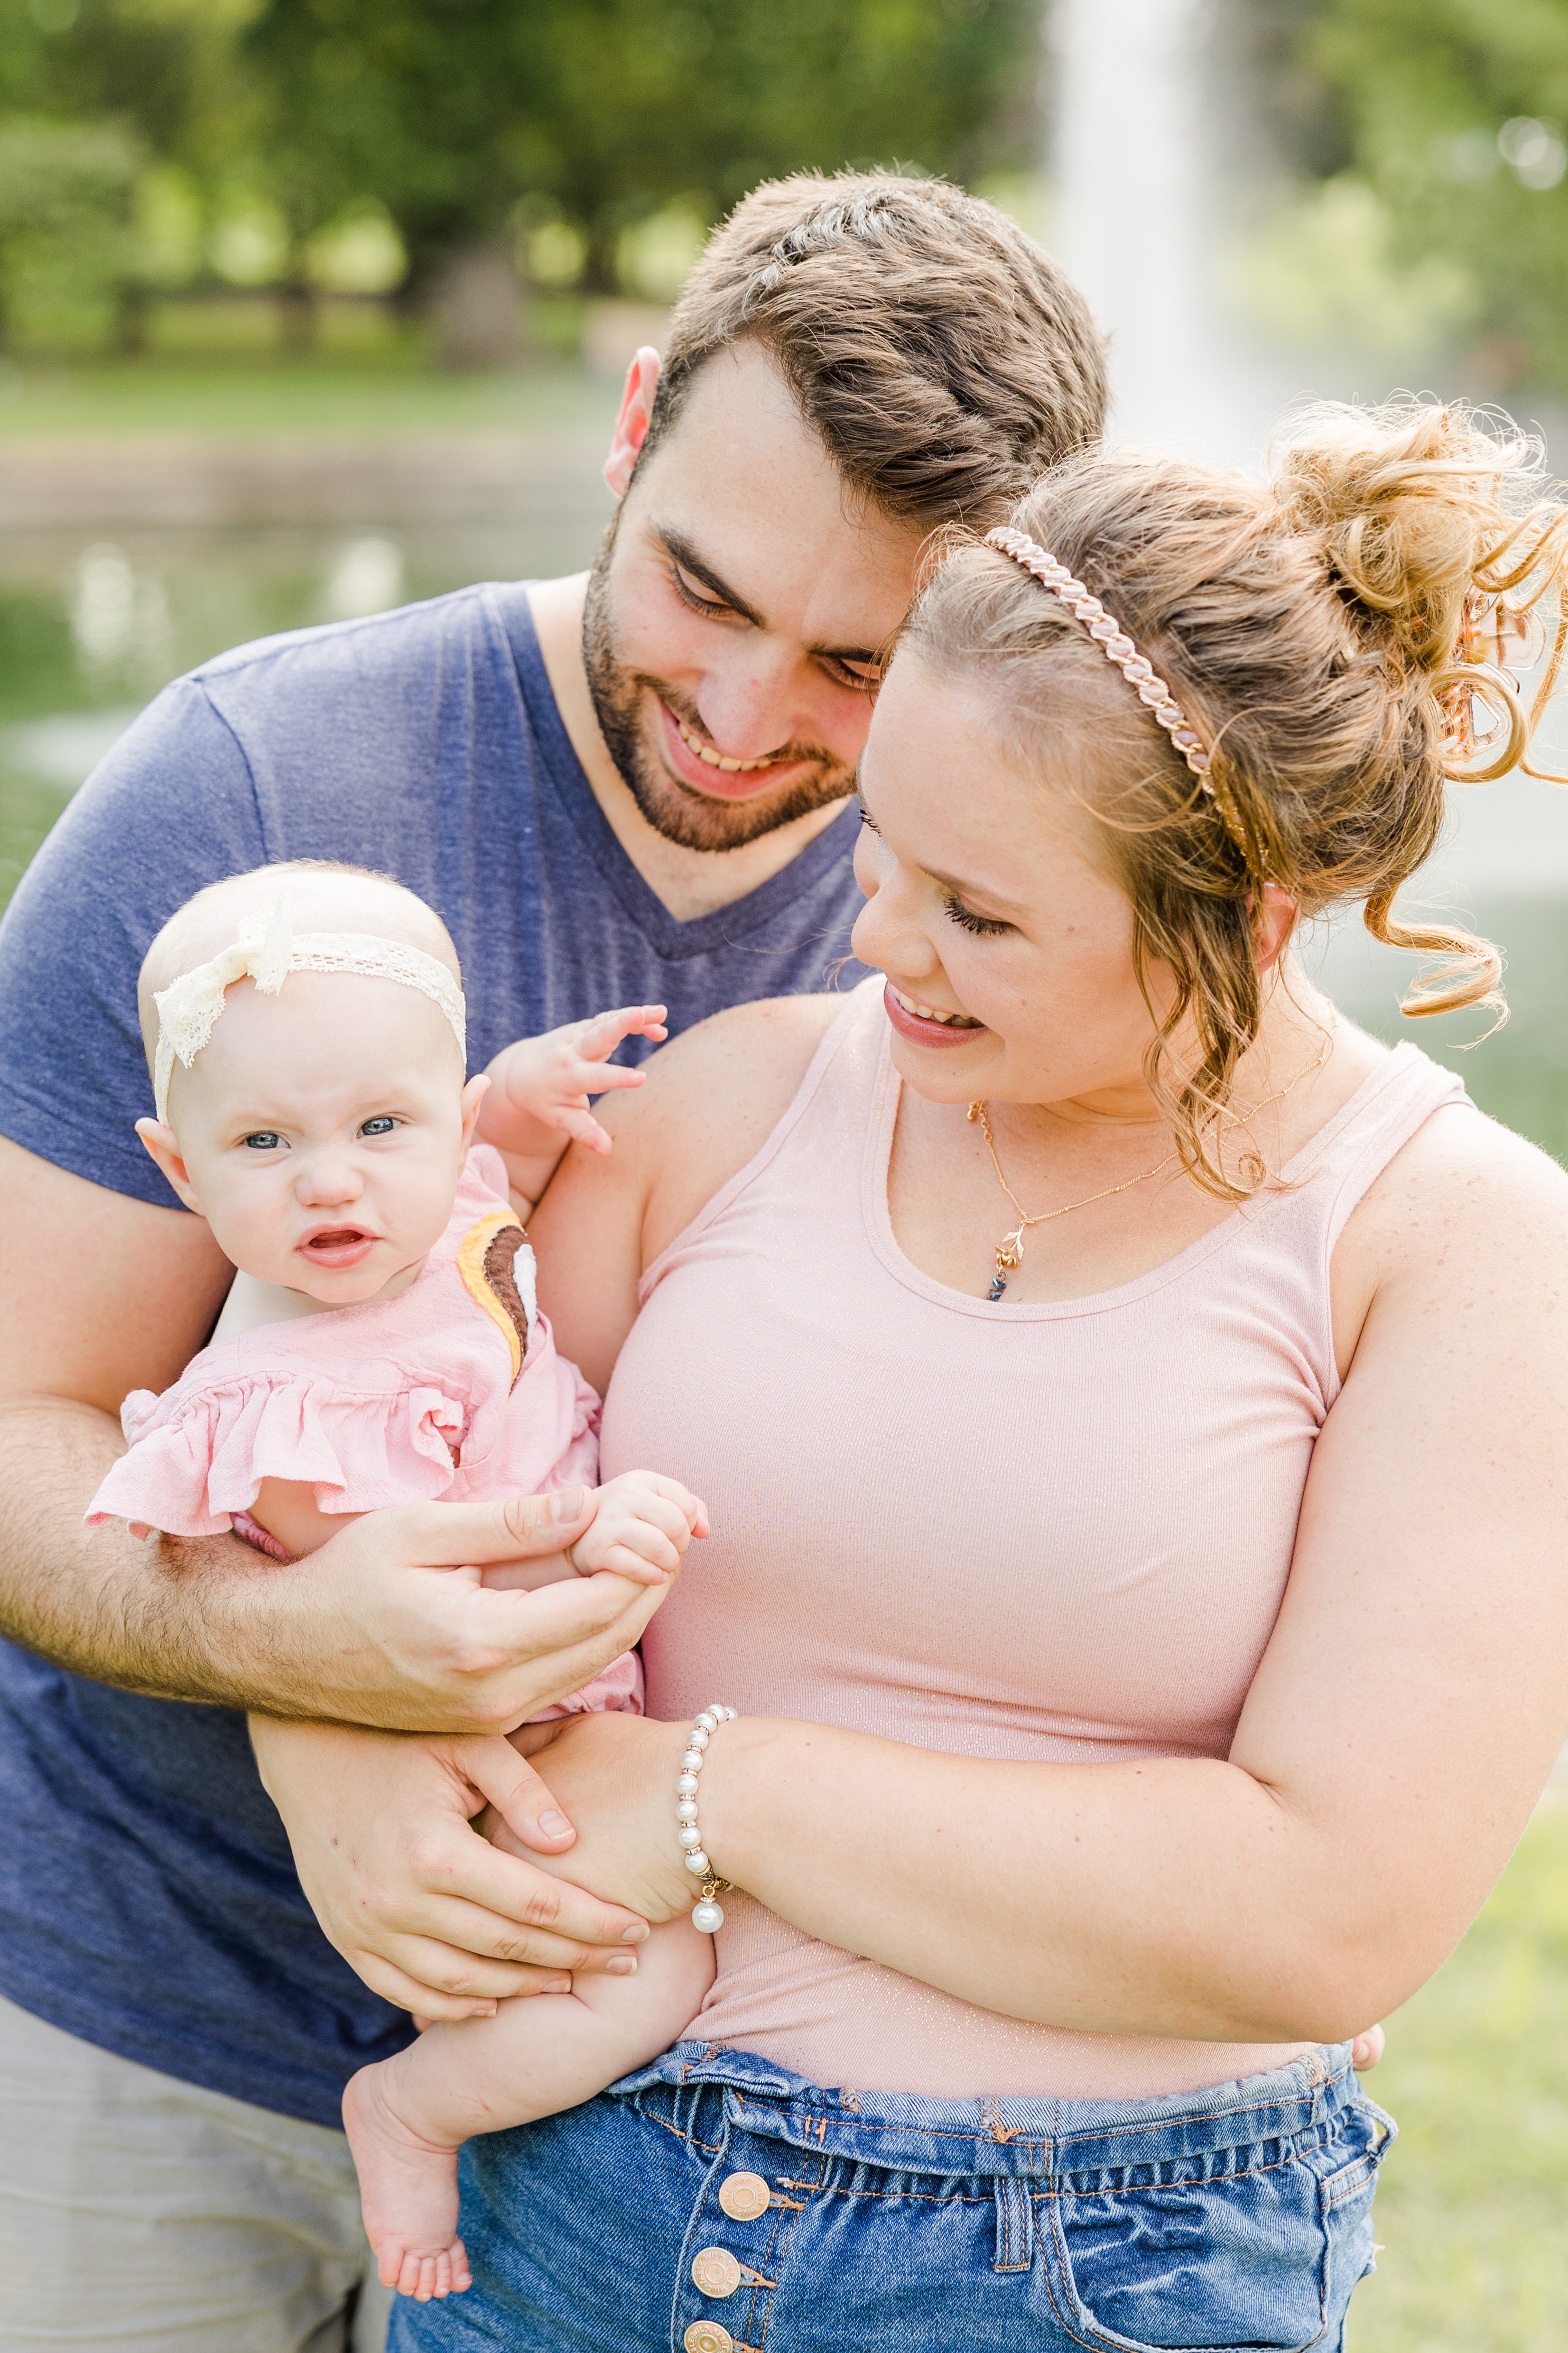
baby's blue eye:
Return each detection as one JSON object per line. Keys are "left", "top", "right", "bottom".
{"left": 243, "top": 1132, "right": 282, "bottom": 1150}
{"left": 359, "top": 1115, "right": 397, "bottom": 1138}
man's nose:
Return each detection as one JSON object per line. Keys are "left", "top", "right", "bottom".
{"left": 695, "top": 643, "right": 819, "bottom": 763}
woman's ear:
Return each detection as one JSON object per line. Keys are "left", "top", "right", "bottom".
{"left": 1253, "top": 883, "right": 1300, "bottom": 976}
{"left": 459, "top": 1073, "right": 491, "bottom": 1151}
{"left": 602, "top": 347, "right": 662, "bottom": 499}
{"left": 135, "top": 1117, "right": 202, "bottom": 1212}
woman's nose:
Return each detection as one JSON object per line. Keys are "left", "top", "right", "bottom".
{"left": 851, "top": 865, "right": 940, "bottom": 982}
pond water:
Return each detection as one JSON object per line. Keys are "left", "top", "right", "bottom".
{"left": 0, "top": 509, "right": 611, "bottom": 901}
{"left": 1, "top": 521, "right": 1565, "bottom": 1165}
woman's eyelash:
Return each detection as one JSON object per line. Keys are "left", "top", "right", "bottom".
{"left": 942, "top": 896, "right": 1012, "bottom": 938}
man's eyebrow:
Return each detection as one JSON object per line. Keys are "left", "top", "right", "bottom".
{"left": 656, "top": 527, "right": 766, "bottom": 630}
{"left": 656, "top": 523, "right": 884, "bottom": 669}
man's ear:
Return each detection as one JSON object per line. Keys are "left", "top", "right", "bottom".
{"left": 459, "top": 1073, "right": 490, "bottom": 1151}
{"left": 135, "top": 1117, "right": 202, "bottom": 1213}
{"left": 1253, "top": 883, "right": 1300, "bottom": 976}
{"left": 603, "top": 346, "right": 662, "bottom": 499}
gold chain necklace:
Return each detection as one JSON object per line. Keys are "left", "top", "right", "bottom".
{"left": 966, "top": 1030, "right": 1332, "bottom": 1300}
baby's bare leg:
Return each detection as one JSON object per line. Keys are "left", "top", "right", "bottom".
{"left": 342, "top": 1918, "right": 714, "bottom": 2302}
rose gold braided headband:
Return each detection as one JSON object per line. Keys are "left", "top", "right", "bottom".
{"left": 984, "top": 527, "right": 1248, "bottom": 855}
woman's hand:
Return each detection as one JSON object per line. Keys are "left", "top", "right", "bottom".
{"left": 498, "top": 1712, "right": 699, "bottom": 1922}
{"left": 250, "top": 1718, "right": 654, "bottom": 2019}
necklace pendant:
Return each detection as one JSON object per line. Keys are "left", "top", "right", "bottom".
{"left": 987, "top": 1272, "right": 1008, "bottom": 1301}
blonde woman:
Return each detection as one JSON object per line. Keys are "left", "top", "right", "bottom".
{"left": 261, "top": 402, "right": 1568, "bottom": 2352}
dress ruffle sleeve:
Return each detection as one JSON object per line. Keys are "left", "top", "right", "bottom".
{"left": 85, "top": 1370, "right": 467, "bottom": 1536}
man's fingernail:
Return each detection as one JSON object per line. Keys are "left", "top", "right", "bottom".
{"left": 621, "top": 1921, "right": 650, "bottom": 1944}
{"left": 550, "top": 1486, "right": 587, "bottom": 1525}
{"left": 538, "top": 1810, "right": 570, "bottom": 1837}
{"left": 605, "top": 1952, "right": 638, "bottom": 1975}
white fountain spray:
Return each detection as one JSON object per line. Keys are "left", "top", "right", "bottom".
{"left": 1050, "top": 0, "right": 1280, "bottom": 463}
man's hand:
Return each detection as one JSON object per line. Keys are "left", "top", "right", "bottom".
{"left": 250, "top": 1719, "right": 653, "bottom": 2018}
{"left": 249, "top": 1486, "right": 675, "bottom": 1730}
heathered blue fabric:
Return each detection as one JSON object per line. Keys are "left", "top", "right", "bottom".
{"left": 0, "top": 582, "right": 865, "bottom": 2125}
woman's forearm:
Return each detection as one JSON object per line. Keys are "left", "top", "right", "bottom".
{"left": 696, "top": 1719, "right": 1444, "bottom": 2044}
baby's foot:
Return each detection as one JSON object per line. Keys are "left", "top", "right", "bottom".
{"left": 342, "top": 2063, "right": 473, "bottom": 2299}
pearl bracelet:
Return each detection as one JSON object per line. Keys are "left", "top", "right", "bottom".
{"left": 677, "top": 1704, "right": 738, "bottom": 1934}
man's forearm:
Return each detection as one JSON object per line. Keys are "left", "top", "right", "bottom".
{"left": 1, "top": 1395, "right": 676, "bottom": 1729}
{"left": 0, "top": 1395, "right": 332, "bottom": 1710}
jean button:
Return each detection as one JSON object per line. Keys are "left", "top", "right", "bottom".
{"left": 683, "top": 2325, "right": 734, "bottom": 2353}
{"left": 692, "top": 2247, "right": 743, "bottom": 2299}
{"left": 718, "top": 2170, "right": 771, "bottom": 2220}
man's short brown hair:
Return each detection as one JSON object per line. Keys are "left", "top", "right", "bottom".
{"left": 644, "top": 168, "right": 1108, "bottom": 529}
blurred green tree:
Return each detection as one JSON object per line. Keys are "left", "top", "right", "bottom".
{"left": 0, "top": 115, "right": 141, "bottom": 351}
{"left": 1290, "top": 0, "right": 1568, "bottom": 387}
{"left": 0, "top": 0, "right": 262, "bottom": 350}
{"left": 240, "top": 0, "right": 1038, "bottom": 359}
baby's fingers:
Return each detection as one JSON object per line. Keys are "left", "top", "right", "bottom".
{"left": 595, "top": 1539, "right": 684, "bottom": 1584}
{"left": 552, "top": 1105, "right": 616, "bottom": 1157}
{"left": 567, "top": 1528, "right": 671, "bottom": 1584}
{"left": 576, "top": 1003, "right": 669, "bottom": 1062}
{"left": 572, "top": 1058, "right": 650, "bottom": 1096}
{"left": 623, "top": 1470, "right": 711, "bottom": 1539}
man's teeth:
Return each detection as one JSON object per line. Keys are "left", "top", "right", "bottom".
{"left": 676, "top": 717, "right": 775, "bottom": 773}
{"left": 891, "top": 987, "right": 981, "bottom": 1028}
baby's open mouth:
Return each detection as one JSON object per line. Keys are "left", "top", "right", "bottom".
{"left": 301, "top": 1226, "right": 379, "bottom": 1266}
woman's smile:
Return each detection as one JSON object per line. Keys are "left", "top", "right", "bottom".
{"left": 883, "top": 982, "right": 987, "bottom": 1048}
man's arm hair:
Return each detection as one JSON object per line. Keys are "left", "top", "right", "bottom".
{"left": 0, "top": 1136, "right": 281, "bottom": 1704}
{"left": 0, "top": 1137, "right": 671, "bottom": 1728}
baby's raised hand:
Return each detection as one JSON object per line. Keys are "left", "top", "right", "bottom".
{"left": 483, "top": 1005, "right": 669, "bottom": 1160}
{"left": 567, "top": 1470, "right": 710, "bottom": 1586}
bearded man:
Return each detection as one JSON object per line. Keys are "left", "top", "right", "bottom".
{"left": 0, "top": 171, "right": 1105, "bottom": 2352}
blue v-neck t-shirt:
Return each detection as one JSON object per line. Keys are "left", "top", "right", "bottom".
{"left": 0, "top": 582, "right": 866, "bottom": 2126}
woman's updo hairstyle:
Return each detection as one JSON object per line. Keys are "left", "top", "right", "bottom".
{"left": 902, "top": 399, "right": 1568, "bottom": 1198}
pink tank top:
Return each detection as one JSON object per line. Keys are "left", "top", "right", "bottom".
{"left": 604, "top": 979, "right": 1471, "bottom": 2099}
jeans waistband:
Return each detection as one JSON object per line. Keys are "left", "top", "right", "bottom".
{"left": 610, "top": 2041, "right": 1362, "bottom": 2182}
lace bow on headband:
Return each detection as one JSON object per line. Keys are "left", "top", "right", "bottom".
{"left": 152, "top": 894, "right": 467, "bottom": 1122}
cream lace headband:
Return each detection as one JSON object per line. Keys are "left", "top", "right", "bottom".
{"left": 152, "top": 894, "right": 467, "bottom": 1122}
{"left": 985, "top": 526, "right": 1249, "bottom": 855}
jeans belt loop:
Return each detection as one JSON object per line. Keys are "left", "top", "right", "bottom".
{"left": 992, "top": 2173, "right": 1033, "bottom": 2274}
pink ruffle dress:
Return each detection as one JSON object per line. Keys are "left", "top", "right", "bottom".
{"left": 87, "top": 1143, "right": 639, "bottom": 1717}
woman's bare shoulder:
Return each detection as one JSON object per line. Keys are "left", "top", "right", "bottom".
{"left": 1365, "top": 1092, "right": 1568, "bottom": 1247}
{"left": 1334, "top": 1086, "right": 1568, "bottom": 1377}
{"left": 529, "top": 991, "right": 852, "bottom": 1271}
{"left": 626, "top": 992, "right": 848, "bottom": 1252}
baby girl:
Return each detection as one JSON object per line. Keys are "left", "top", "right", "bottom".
{"left": 86, "top": 860, "right": 720, "bottom": 2302}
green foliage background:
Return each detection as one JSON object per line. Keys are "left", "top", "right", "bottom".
{"left": 0, "top": 0, "right": 1039, "bottom": 339}
{"left": 1255, "top": 0, "right": 1568, "bottom": 388}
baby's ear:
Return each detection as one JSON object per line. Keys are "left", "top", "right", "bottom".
{"left": 135, "top": 1117, "right": 201, "bottom": 1212}
{"left": 459, "top": 1073, "right": 491, "bottom": 1149}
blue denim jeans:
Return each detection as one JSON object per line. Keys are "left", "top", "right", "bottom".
{"left": 391, "top": 2040, "right": 1393, "bottom": 2353}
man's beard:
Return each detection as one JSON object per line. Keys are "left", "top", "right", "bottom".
{"left": 581, "top": 537, "right": 858, "bottom": 854}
